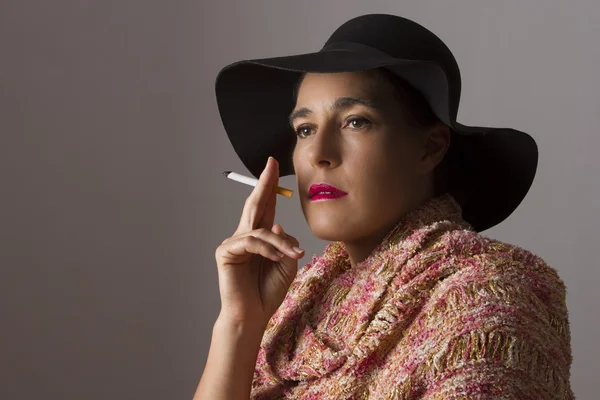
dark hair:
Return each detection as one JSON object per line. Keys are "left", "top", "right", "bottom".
{"left": 292, "top": 69, "right": 457, "bottom": 201}
{"left": 374, "top": 68, "right": 453, "bottom": 199}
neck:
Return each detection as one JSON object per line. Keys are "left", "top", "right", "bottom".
{"left": 343, "top": 193, "right": 434, "bottom": 269}
{"left": 344, "top": 221, "right": 397, "bottom": 269}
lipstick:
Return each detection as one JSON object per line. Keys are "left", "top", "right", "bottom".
{"left": 223, "top": 171, "right": 294, "bottom": 198}
{"left": 309, "top": 183, "right": 348, "bottom": 201}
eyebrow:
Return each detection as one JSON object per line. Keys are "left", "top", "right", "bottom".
{"left": 288, "top": 96, "right": 380, "bottom": 127}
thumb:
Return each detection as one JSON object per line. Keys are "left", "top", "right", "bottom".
{"left": 272, "top": 224, "right": 301, "bottom": 249}
{"left": 271, "top": 223, "right": 290, "bottom": 240}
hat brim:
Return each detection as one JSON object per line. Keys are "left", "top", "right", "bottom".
{"left": 215, "top": 48, "right": 538, "bottom": 232}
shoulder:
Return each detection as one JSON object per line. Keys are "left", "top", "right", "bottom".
{"left": 407, "top": 229, "right": 574, "bottom": 398}
{"left": 424, "top": 228, "right": 570, "bottom": 340}
{"left": 434, "top": 229, "right": 568, "bottom": 315}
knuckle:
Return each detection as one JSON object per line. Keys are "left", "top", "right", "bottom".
{"left": 286, "top": 235, "right": 299, "bottom": 246}
{"left": 241, "top": 235, "right": 255, "bottom": 246}
{"left": 246, "top": 210, "right": 258, "bottom": 227}
{"left": 215, "top": 244, "right": 224, "bottom": 259}
{"left": 244, "top": 196, "right": 257, "bottom": 208}
{"left": 255, "top": 227, "right": 269, "bottom": 236}
{"left": 262, "top": 242, "right": 274, "bottom": 253}
{"left": 279, "top": 236, "right": 292, "bottom": 248}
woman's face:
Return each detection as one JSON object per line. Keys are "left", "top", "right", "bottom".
{"left": 291, "top": 70, "right": 447, "bottom": 243}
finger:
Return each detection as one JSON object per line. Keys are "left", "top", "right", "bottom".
{"left": 258, "top": 160, "right": 278, "bottom": 231}
{"left": 284, "top": 233, "right": 299, "bottom": 248}
{"left": 272, "top": 224, "right": 300, "bottom": 249}
{"left": 271, "top": 223, "right": 286, "bottom": 238}
{"left": 249, "top": 227, "right": 304, "bottom": 258}
{"left": 237, "top": 157, "right": 278, "bottom": 232}
{"left": 219, "top": 235, "right": 286, "bottom": 263}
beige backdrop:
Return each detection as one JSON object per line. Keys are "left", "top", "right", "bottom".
{"left": 1, "top": 1, "right": 597, "bottom": 399}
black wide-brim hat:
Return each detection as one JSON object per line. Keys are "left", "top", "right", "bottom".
{"left": 215, "top": 13, "right": 538, "bottom": 232}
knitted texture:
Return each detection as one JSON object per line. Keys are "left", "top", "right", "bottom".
{"left": 250, "top": 192, "right": 574, "bottom": 399}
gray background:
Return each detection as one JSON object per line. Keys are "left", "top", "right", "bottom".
{"left": 1, "top": 1, "right": 597, "bottom": 399}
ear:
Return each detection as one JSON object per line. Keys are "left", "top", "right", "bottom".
{"left": 419, "top": 123, "right": 450, "bottom": 174}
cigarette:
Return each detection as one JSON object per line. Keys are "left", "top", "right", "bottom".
{"left": 223, "top": 171, "right": 294, "bottom": 198}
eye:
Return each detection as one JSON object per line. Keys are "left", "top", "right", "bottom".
{"left": 294, "top": 125, "right": 313, "bottom": 139}
{"left": 346, "top": 116, "right": 371, "bottom": 129}
{"left": 293, "top": 117, "right": 371, "bottom": 138}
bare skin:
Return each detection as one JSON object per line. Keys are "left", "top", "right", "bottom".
{"left": 193, "top": 156, "right": 304, "bottom": 400}
{"left": 292, "top": 71, "right": 450, "bottom": 268}
{"left": 193, "top": 70, "right": 450, "bottom": 399}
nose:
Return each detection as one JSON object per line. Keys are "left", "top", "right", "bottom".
{"left": 305, "top": 121, "right": 341, "bottom": 170}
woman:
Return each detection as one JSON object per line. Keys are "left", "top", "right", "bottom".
{"left": 194, "top": 14, "right": 574, "bottom": 399}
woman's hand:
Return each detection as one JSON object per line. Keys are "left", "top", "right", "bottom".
{"left": 215, "top": 157, "right": 304, "bottom": 329}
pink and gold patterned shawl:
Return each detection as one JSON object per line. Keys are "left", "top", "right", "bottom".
{"left": 250, "top": 192, "right": 574, "bottom": 399}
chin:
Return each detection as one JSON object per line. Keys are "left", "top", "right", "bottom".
{"left": 307, "top": 217, "right": 353, "bottom": 242}
{"left": 301, "top": 198, "right": 364, "bottom": 241}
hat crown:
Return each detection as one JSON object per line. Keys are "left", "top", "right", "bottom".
{"left": 323, "top": 14, "right": 462, "bottom": 110}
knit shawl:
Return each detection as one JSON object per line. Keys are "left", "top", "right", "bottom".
{"left": 250, "top": 192, "right": 574, "bottom": 399}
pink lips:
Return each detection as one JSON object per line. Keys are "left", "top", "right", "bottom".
{"left": 308, "top": 183, "right": 348, "bottom": 201}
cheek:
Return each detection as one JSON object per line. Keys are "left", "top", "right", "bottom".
{"left": 371, "top": 136, "right": 417, "bottom": 177}
{"left": 385, "top": 133, "right": 422, "bottom": 173}
{"left": 358, "top": 141, "right": 419, "bottom": 201}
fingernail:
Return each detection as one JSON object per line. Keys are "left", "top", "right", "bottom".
{"left": 292, "top": 246, "right": 304, "bottom": 254}
{"left": 261, "top": 157, "right": 271, "bottom": 176}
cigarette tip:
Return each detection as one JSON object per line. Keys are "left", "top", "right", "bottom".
{"left": 222, "top": 171, "right": 231, "bottom": 177}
